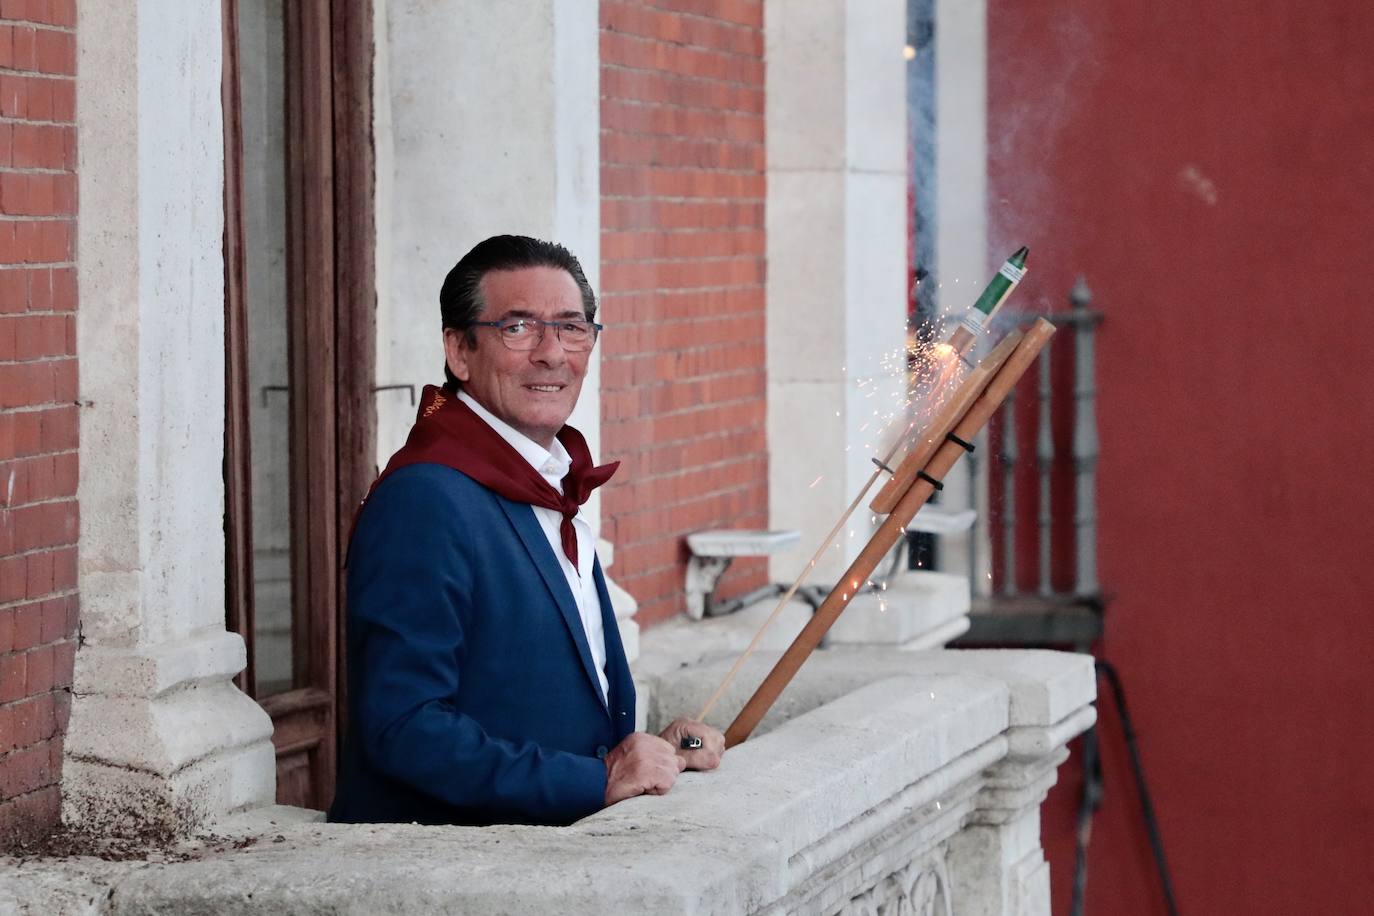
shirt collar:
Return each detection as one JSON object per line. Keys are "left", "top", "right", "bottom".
{"left": 456, "top": 389, "right": 571, "bottom": 481}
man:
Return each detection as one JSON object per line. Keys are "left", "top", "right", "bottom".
{"left": 329, "top": 235, "right": 724, "bottom": 826}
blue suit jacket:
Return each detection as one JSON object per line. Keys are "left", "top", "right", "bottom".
{"left": 328, "top": 463, "right": 636, "bottom": 826}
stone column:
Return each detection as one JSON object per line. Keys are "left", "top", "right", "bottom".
{"left": 940, "top": 649, "right": 1098, "bottom": 916}
{"left": 932, "top": 0, "right": 990, "bottom": 588}
{"left": 765, "top": 0, "right": 910, "bottom": 584}
{"left": 67, "top": 0, "right": 275, "bottom": 832}
{"left": 374, "top": 0, "right": 601, "bottom": 472}
{"left": 374, "top": 2, "right": 623, "bottom": 642}
{"left": 945, "top": 748, "right": 1065, "bottom": 915}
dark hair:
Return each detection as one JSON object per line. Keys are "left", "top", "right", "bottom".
{"left": 439, "top": 235, "right": 598, "bottom": 389}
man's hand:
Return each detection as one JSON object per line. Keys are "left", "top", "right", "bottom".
{"left": 603, "top": 732, "right": 686, "bottom": 806}
{"left": 658, "top": 717, "right": 725, "bottom": 771}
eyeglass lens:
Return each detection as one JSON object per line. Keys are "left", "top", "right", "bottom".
{"left": 500, "top": 319, "right": 597, "bottom": 351}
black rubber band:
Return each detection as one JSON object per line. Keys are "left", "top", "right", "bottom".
{"left": 871, "top": 457, "right": 896, "bottom": 475}
{"left": 917, "top": 469, "right": 944, "bottom": 491}
{"left": 946, "top": 432, "right": 975, "bottom": 453}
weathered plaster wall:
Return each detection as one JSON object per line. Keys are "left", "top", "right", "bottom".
{"left": 374, "top": 0, "right": 602, "bottom": 488}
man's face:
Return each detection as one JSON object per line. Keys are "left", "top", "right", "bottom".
{"left": 445, "top": 266, "right": 591, "bottom": 448}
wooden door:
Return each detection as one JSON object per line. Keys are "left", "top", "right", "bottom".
{"left": 222, "top": 0, "right": 375, "bottom": 810}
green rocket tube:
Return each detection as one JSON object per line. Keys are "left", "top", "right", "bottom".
{"left": 946, "top": 246, "right": 1029, "bottom": 353}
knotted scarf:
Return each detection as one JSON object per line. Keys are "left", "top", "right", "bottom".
{"left": 354, "top": 384, "right": 619, "bottom": 568}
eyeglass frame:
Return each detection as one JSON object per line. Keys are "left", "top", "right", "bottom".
{"left": 466, "top": 315, "right": 605, "bottom": 352}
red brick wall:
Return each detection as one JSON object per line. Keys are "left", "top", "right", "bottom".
{"left": 0, "top": 0, "right": 78, "bottom": 844}
{"left": 599, "top": 1, "right": 767, "bottom": 626}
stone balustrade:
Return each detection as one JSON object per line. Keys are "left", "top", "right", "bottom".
{"left": 3, "top": 647, "right": 1093, "bottom": 915}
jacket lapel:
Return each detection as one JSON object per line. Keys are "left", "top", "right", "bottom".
{"left": 497, "top": 497, "right": 607, "bottom": 711}
{"left": 593, "top": 558, "right": 635, "bottom": 738}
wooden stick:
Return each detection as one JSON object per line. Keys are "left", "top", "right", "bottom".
{"left": 695, "top": 462, "right": 886, "bottom": 722}
{"left": 693, "top": 332, "right": 1020, "bottom": 723}
{"left": 722, "top": 319, "right": 1057, "bottom": 748}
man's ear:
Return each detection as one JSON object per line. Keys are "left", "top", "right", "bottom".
{"left": 443, "top": 327, "right": 471, "bottom": 382}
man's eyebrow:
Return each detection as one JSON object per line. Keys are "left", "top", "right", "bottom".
{"left": 495, "top": 308, "right": 587, "bottom": 320}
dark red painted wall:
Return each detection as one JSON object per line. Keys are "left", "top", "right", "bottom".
{"left": 988, "top": 1, "right": 1374, "bottom": 912}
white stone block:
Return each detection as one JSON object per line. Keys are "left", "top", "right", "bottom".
{"left": 828, "top": 571, "right": 970, "bottom": 647}
{"left": 376, "top": 0, "right": 602, "bottom": 490}
{"left": 844, "top": 172, "right": 908, "bottom": 367}
{"left": 844, "top": 0, "right": 907, "bottom": 174}
{"left": 902, "top": 649, "right": 1097, "bottom": 728}
{"left": 765, "top": 0, "right": 847, "bottom": 172}
{"left": 766, "top": 168, "right": 847, "bottom": 384}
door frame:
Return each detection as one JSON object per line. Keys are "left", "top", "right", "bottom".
{"left": 222, "top": 0, "right": 375, "bottom": 810}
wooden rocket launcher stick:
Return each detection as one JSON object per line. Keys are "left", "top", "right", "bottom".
{"left": 720, "top": 319, "right": 1058, "bottom": 748}
{"left": 694, "top": 329, "right": 1024, "bottom": 723}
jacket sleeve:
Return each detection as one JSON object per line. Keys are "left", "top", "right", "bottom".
{"left": 345, "top": 468, "right": 608, "bottom": 824}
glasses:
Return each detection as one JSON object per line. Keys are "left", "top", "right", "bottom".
{"left": 469, "top": 317, "right": 604, "bottom": 352}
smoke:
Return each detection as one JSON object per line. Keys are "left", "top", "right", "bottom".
{"left": 985, "top": 6, "right": 1104, "bottom": 267}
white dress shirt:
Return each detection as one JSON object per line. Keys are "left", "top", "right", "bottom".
{"left": 456, "top": 391, "right": 609, "bottom": 701}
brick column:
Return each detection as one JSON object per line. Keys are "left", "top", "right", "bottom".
{"left": 0, "top": 0, "right": 79, "bottom": 844}
{"left": 598, "top": 1, "right": 769, "bottom": 626}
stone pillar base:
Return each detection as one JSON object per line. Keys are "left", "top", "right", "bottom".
{"left": 62, "top": 631, "right": 275, "bottom": 834}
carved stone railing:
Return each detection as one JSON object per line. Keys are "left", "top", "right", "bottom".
{"left": 4, "top": 647, "right": 1093, "bottom": 915}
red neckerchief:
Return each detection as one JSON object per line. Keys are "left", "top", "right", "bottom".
{"left": 354, "top": 385, "right": 618, "bottom": 567}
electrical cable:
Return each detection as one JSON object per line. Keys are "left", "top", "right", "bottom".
{"left": 1071, "top": 659, "right": 1180, "bottom": 916}
{"left": 1069, "top": 720, "right": 1101, "bottom": 916}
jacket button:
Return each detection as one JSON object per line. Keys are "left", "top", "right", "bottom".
{"left": 596, "top": 745, "right": 609, "bottom": 760}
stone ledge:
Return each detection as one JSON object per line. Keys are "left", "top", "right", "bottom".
{"left": 6, "top": 653, "right": 1093, "bottom": 915}
{"left": 637, "top": 574, "right": 974, "bottom": 676}
{"left": 639, "top": 646, "right": 1093, "bottom": 737}
{"left": 828, "top": 572, "right": 970, "bottom": 647}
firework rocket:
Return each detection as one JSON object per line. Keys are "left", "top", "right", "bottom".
{"left": 944, "top": 246, "right": 1030, "bottom": 356}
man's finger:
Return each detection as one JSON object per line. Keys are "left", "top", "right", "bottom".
{"left": 677, "top": 748, "right": 721, "bottom": 771}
